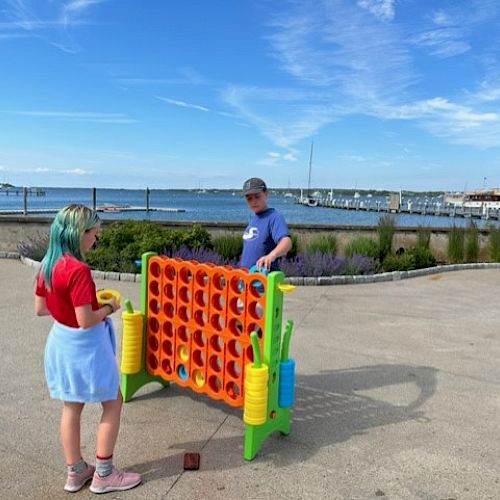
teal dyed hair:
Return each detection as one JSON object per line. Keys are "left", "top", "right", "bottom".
{"left": 40, "top": 204, "right": 100, "bottom": 289}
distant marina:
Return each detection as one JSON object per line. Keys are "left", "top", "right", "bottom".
{"left": 294, "top": 188, "right": 500, "bottom": 222}
{"left": 1, "top": 185, "right": 500, "bottom": 228}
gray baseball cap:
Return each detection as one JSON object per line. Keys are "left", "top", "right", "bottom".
{"left": 242, "top": 177, "right": 267, "bottom": 195}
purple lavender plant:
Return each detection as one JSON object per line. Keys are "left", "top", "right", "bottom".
{"left": 281, "top": 251, "right": 377, "bottom": 277}
{"left": 170, "top": 245, "right": 239, "bottom": 267}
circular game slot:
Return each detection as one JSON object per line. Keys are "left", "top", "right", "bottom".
{"left": 179, "top": 267, "right": 193, "bottom": 285}
{"left": 209, "top": 355, "right": 223, "bottom": 373}
{"left": 178, "top": 305, "right": 191, "bottom": 322}
{"left": 247, "top": 323, "right": 263, "bottom": 339}
{"left": 194, "top": 310, "right": 207, "bottom": 327}
{"left": 208, "top": 375, "right": 222, "bottom": 393}
{"left": 248, "top": 300, "right": 264, "bottom": 320}
{"left": 228, "top": 318, "right": 243, "bottom": 337}
{"left": 148, "top": 298, "right": 160, "bottom": 315}
{"left": 149, "top": 261, "right": 161, "bottom": 278}
{"left": 192, "top": 349, "right": 205, "bottom": 367}
{"left": 227, "top": 339, "right": 242, "bottom": 357}
{"left": 148, "top": 336, "right": 159, "bottom": 352}
{"left": 164, "top": 265, "right": 176, "bottom": 280}
{"left": 162, "top": 321, "right": 174, "bottom": 338}
{"left": 161, "top": 359, "right": 173, "bottom": 375}
{"left": 226, "top": 360, "right": 242, "bottom": 378}
{"left": 148, "top": 317, "right": 159, "bottom": 334}
{"left": 195, "top": 269, "right": 209, "bottom": 287}
{"left": 211, "top": 293, "right": 225, "bottom": 311}
{"left": 230, "top": 276, "right": 245, "bottom": 294}
{"left": 177, "top": 325, "right": 190, "bottom": 342}
{"left": 163, "top": 302, "right": 175, "bottom": 319}
{"left": 212, "top": 273, "right": 226, "bottom": 291}
{"left": 192, "top": 369, "right": 205, "bottom": 387}
{"left": 147, "top": 354, "right": 158, "bottom": 371}
{"left": 179, "top": 286, "right": 191, "bottom": 303}
{"left": 225, "top": 381, "right": 240, "bottom": 400}
{"left": 162, "top": 340, "right": 173, "bottom": 357}
{"left": 177, "top": 364, "right": 188, "bottom": 380}
{"left": 249, "top": 279, "right": 265, "bottom": 298}
{"left": 177, "top": 344, "right": 189, "bottom": 362}
{"left": 246, "top": 345, "right": 254, "bottom": 363}
{"left": 193, "top": 329, "right": 206, "bottom": 348}
{"left": 195, "top": 289, "right": 208, "bottom": 307}
{"left": 210, "top": 314, "right": 224, "bottom": 332}
{"left": 149, "top": 280, "right": 160, "bottom": 296}
{"left": 164, "top": 283, "right": 175, "bottom": 300}
{"left": 229, "top": 296, "right": 245, "bottom": 316}
{"left": 210, "top": 335, "right": 224, "bottom": 353}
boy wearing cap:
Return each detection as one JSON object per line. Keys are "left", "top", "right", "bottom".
{"left": 240, "top": 177, "right": 292, "bottom": 271}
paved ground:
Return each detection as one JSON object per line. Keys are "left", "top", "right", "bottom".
{"left": 1, "top": 258, "right": 499, "bottom": 500}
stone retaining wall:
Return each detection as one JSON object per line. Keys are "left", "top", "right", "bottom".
{"left": 0, "top": 215, "right": 493, "bottom": 261}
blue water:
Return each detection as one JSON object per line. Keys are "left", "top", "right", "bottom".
{"left": 0, "top": 187, "right": 497, "bottom": 228}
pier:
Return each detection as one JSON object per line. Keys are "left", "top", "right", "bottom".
{"left": 0, "top": 206, "right": 186, "bottom": 216}
{"left": 296, "top": 196, "right": 500, "bottom": 221}
{"left": 0, "top": 187, "right": 46, "bottom": 196}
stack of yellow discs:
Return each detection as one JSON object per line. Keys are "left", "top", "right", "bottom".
{"left": 243, "top": 363, "right": 269, "bottom": 425}
{"left": 120, "top": 309, "right": 143, "bottom": 375}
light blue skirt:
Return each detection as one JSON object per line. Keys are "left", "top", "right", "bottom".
{"left": 44, "top": 318, "right": 119, "bottom": 403}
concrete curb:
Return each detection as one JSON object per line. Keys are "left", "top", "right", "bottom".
{"left": 6, "top": 252, "right": 500, "bottom": 286}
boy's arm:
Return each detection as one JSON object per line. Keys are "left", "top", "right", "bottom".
{"left": 256, "top": 236, "right": 292, "bottom": 270}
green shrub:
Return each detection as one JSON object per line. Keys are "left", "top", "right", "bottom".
{"left": 344, "top": 236, "right": 379, "bottom": 260}
{"left": 382, "top": 252, "right": 416, "bottom": 272}
{"left": 85, "top": 221, "right": 213, "bottom": 273}
{"left": 287, "top": 233, "right": 300, "bottom": 259}
{"left": 382, "top": 245, "right": 436, "bottom": 272}
{"left": 416, "top": 226, "right": 431, "bottom": 250}
{"left": 488, "top": 226, "right": 500, "bottom": 261}
{"left": 212, "top": 233, "right": 243, "bottom": 260}
{"left": 377, "top": 215, "right": 395, "bottom": 260}
{"left": 410, "top": 246, "right": 437, "bottom": 269}
{"left": 306, "top": 233, "right": 337, "bottom": 255}
{"left": 465, "top": 222, "right": 479, "bottom": 262}
{"left": 447, "top": 225, "right": 464, "bottom": 263}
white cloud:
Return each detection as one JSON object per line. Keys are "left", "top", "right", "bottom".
{"left": 155, "top": 96, "right": 210, "bottom": 112}
{"left": 410, "top": 28, "right": 470, "bottom": 58}
{"left": 63, "top": 168, "right": 92, "bottom": 175}
{"left": 220, "top": 0, "right": 500, "bottom": 150}
{"left": 357, "top": 0, "right": 395, "bottom": 21}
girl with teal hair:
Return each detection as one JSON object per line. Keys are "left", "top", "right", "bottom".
{"left": 35, "top": 204, "right": 142, "bottom": 494}
{"left": 40, "top": 204, "right": 100, "bottom": 288}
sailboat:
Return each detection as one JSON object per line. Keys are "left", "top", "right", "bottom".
{"left": 301, "top": 142, "right": 320, "bottom": 207}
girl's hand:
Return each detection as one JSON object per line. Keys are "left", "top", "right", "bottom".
{"left": 107, "top": 296, "right": 120, "bottom": 314}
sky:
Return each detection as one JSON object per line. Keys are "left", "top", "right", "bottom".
{"left": 1, "top": 0, "right": 500, "bottom": 191}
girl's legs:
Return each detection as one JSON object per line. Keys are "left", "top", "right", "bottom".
{"left": 90, "top": 391, "right": 142, "bottom": 492}
{"left": 96, "top": 391, "right": 123, "bottom": 458}
{"left": 60, "top": 401, "right": 85, "bottom": 465}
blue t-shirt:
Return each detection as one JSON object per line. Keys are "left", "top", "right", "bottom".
{"left": 240, "top": 208, "right": 289, "bottom": 271}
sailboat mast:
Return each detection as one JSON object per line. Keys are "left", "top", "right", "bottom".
{"left": 307, "top": 141, "right": 314, "bottom": 196}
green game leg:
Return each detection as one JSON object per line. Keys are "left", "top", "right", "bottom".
{"left": 243, "top": 407, "right": 291, "bottom": 460}
{"left": 121, "top": 369, "right": 169, "bottom": 402}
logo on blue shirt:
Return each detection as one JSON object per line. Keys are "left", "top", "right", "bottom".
{"left": 243, "top": 227, "right": 259, "bottom": 240}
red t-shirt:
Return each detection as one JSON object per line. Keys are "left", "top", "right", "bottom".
{"left": 35, "top": 254, "right": 98, "bottom": 327}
